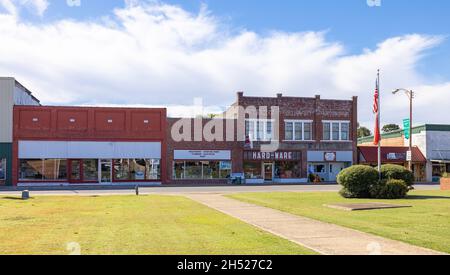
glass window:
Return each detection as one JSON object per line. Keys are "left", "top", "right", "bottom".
{"left": 19, "top": 159, "right": 43, "bottom": 181}
{"left": 332, "top": 123, "right": 340, "bottom": 140}
{"left": 219, "top": 161, "right": 232, "bottom": 179}
{"left": 0, "top": 158, "right": 6, "bottom": 180}
{"left": 130, "top": 159, "right": 146, "bottom": 180}
{"left": 341, "top": 123, "right": 349, "bottom": 140}
{"left": 294, "top": 122, "right": 303, "bottom": 141}
{"left": 114, "top": 159, "right": 130, "bottom": 180}
{"left": 185, "top": 162, "right": 203, "bottom": 179}
{"left": 246, "top": 119, "right": 274, "bottom": 141}
{"left": 304, "top": 123, "right": 312, "bottom": 140}
{"left": 83, "top": 159, "right": 98, "bottom": 181}
{"left": 173, "top": 161, "right": 185, "bottom": 179}
{"left": 43, "top": 159, "right": 67, "bottom": 180}
{"left": 275, "top": 161, "right": 302, "bottom": 179}
{"left": 146, "top": 159, "right": 160, "bottom": 180}
{"left": 173, "top": 161, "right": 231, "bottom": 180}
{"left": 285, "top": 122, "right": 293, "bottom": 140}
{"left": 323, "top": 122, "right": 331, "bottom": 140}
{"left": 244, "top": 162, "right": 262, "bottom": 179}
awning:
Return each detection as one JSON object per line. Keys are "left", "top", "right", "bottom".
{"left": 19, "top": 141, "right": 161, "bottom": 159}
{"left": 358, "top": 146, "right": 426, "bottom": 163}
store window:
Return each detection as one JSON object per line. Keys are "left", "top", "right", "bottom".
{"left": 244, "top": 162, "right": 262, "bottom": 179}
{"left": 173, "top": 161, "right": 231, "bottom": 180}
{"left": 0, "top": 158, "right": 6, "bottom": 180}
{"left": 114, "top": 159, "right": 161, "bottom": 181}
{"left": 83, "top": 159, "right": 98, "bottom": 181}
{"left": 285, "top": 121, "right": 313, "bottom": 141}
{"left": 274, "top": 161, "right": 302, "bottom": 179}
{"left": 245, "top": 119, "right": 274, "bottom": 141}
{"left": 323, "top": 121, "right": 350, "bottom": 141}
{"left": 432, "top": 162, "right": 450, "bottom": 177}
{"left": 19, "top": 159, "right": 67, "bottom": 181}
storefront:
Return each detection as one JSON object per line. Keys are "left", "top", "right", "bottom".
{"left": 358, "top": 146, "right": 427, "bottom": 182}
{"left": 243, "top": 151, "right": 305, "bottom": 184}
{"left": 307, "top": 151, "right": 353, "bottom": 182}
{"left": 12, "top": 106, "right": 167, "bottom": 186}
{"left": 172, "top": 150, "right": 232, "bottom": 181}
{"left": 16, "top": 141, "right": 162, "bottom": 186}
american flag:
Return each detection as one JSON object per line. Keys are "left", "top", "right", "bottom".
{"left": 373, "top": 76, "right": 381, "bottom": 146}
{"left": 373, "top": 79, "right": 379, "bottom": 114}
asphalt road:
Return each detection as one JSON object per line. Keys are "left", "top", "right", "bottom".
{"left": 0, "top": 184, "right": 440, "bottom": 197}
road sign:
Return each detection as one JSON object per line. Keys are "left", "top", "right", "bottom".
{"left": 406, "top": 150, "right": 412, "bottom": 162}
{"left": 403, "top": 119, "right": 411, "bottom": 140}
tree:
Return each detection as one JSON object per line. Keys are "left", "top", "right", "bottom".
{"left": 357, "top": 123, "right": 372, "bottom": 138}
{"left": 382, "top": 124, "right": 400, "bottom": 133}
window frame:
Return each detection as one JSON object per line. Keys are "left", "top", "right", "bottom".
{"left": 245, "top": 119, "right": 275, "bottom": 141}
{"left": 322, "top": 120, "right": 351, "bottom": 141}
{"left": 284, "top": 120, "right": 314, "bottom": 141}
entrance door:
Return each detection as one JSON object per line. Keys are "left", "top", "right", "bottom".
{"left": 100, "top": 159, "right": 112, "bottom": 183}
{"left": 69, "top": 160, "right": 82, "bottom": 183}
{"left": 329, "top": 163, "right": 345, "bottom": 182}
{"left": 264, "top": 163, "right": 273, "bottom": 182}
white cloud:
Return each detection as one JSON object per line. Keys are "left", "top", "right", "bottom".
{"left": 0, "top": 0, "right": 49, "bottom": 17}
{"left": 0, "top": 0, "right": 448, "bottom": 125}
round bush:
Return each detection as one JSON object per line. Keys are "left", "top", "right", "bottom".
{"left": 337, "top": 165, "right": 379, "bottom": 198}
{"left": 380, "top": 164, "right": 414, "bottom": 188}
{"left": 370, "top": 179, "right": 409, "bottom": 199}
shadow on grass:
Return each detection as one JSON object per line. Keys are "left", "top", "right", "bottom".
{"left": 406, "top": 195, "right": 450, "bottom": 200}
{"left": 1, "top": 197, "right": 34, "bottom": 201}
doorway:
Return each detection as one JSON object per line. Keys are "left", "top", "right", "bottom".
{"left": 329, "top": 163, "right": 345, "bottom": 182}
{"left": 69, "top": 159, "right": 82, "bottom": 183}
{"left": 100, "top": 159, "right": 112, "bottom": 183}
{"left": 264, "top": 162, "right": 273, "bottom": 182}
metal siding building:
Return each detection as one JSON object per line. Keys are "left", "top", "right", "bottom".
{"left": 0, "top": 77, "right": 40, "bottom": 186}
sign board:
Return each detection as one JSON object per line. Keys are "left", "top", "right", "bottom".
{"left": 403, "top": 119, "right": 411, "bottom": 140}
{"left": 387, "top": 153, "right": 406, "bottom": 160}
{"left": 244, "top": 151, "right": 302, "bottom": 161}
{"left": 406, "top": 150, "right": 412, "bottom": 162}
{"left": 174, "top": 150, "right": 231, "bottom": 160}
{"left": 324, "top": 152, "right": 337, "bottom": 162}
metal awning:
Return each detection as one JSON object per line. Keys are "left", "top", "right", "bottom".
{"left": 430, "top": 160, "right": 450, "bottom": 164}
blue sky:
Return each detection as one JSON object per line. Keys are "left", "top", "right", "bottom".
{"left": 20, "top": 0, "right": 450, "bottom": 80}
{"left": 0, "top": 0, "right": 449, "bottom": 126}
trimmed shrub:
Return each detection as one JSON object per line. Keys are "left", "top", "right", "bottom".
{"left": 370, "top": 179, "right": 409, "bottom": 199}
{"left": 337, "top": 165, "right": 379, "bottom": 198}
{"left": 380, "top": 164, "right": 414, "bottom": 189}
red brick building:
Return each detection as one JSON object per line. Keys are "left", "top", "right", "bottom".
{"left": 166, "top": 92, "right": 358, "bottom": 184}
{"left": 13, "top": 106, "right": 166, "bottom": 186}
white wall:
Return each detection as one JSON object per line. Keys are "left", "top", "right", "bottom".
{"left": 0, "top": 78, "right": 14, "bottom": 143}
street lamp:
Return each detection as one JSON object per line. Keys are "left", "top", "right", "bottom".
{"left": 392, "top": 88, "right": 414, "bottom": 171}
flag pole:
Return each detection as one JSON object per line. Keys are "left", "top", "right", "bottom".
{"left": 377, "top": 69, "right": 382, "bottom": 179}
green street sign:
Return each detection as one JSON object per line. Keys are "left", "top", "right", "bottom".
{"left": 403, "top": 119, "right": 410, "bottom": 140}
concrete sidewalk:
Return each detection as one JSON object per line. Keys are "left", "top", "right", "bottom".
{"left": 186, "top": 194, "right": 445, "bottom": 255}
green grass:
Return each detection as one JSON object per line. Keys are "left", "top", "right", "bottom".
{"left": 0, "top": 195, "right": 315, "bottom": 255}
{"left": 228, "top": 190, "right": 450, "bottom": 253}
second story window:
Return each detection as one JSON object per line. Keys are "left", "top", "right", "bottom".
{"left": 245, "top": 119, "right": 274, "bottom": 141}
{"left": 284, "top": 120, "right": 313, "bottom": 141}
{"left": 323, "top": 121, "right": 350, "bottom": 141}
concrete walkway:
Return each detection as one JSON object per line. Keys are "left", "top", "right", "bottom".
{"left": 186, "top": 194, "right": 445, "bottom": 255}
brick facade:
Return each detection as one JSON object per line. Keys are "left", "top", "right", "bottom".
{"left": 166, "top": 92, "right": 358, "bottom": 183}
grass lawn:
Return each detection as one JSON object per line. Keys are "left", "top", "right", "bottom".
{"left": 0, "top": 195, "right": 315, "bottom": 255}
{"left": 228, "top": 190, "right": 450, "bottom": 253}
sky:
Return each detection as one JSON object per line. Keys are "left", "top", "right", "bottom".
{"left": 0, "top": 0, "right": 449, "bottom": 128}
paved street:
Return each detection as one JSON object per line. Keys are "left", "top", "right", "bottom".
{"left": 0, "top": 184, "right": 439, "bottom": 197}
